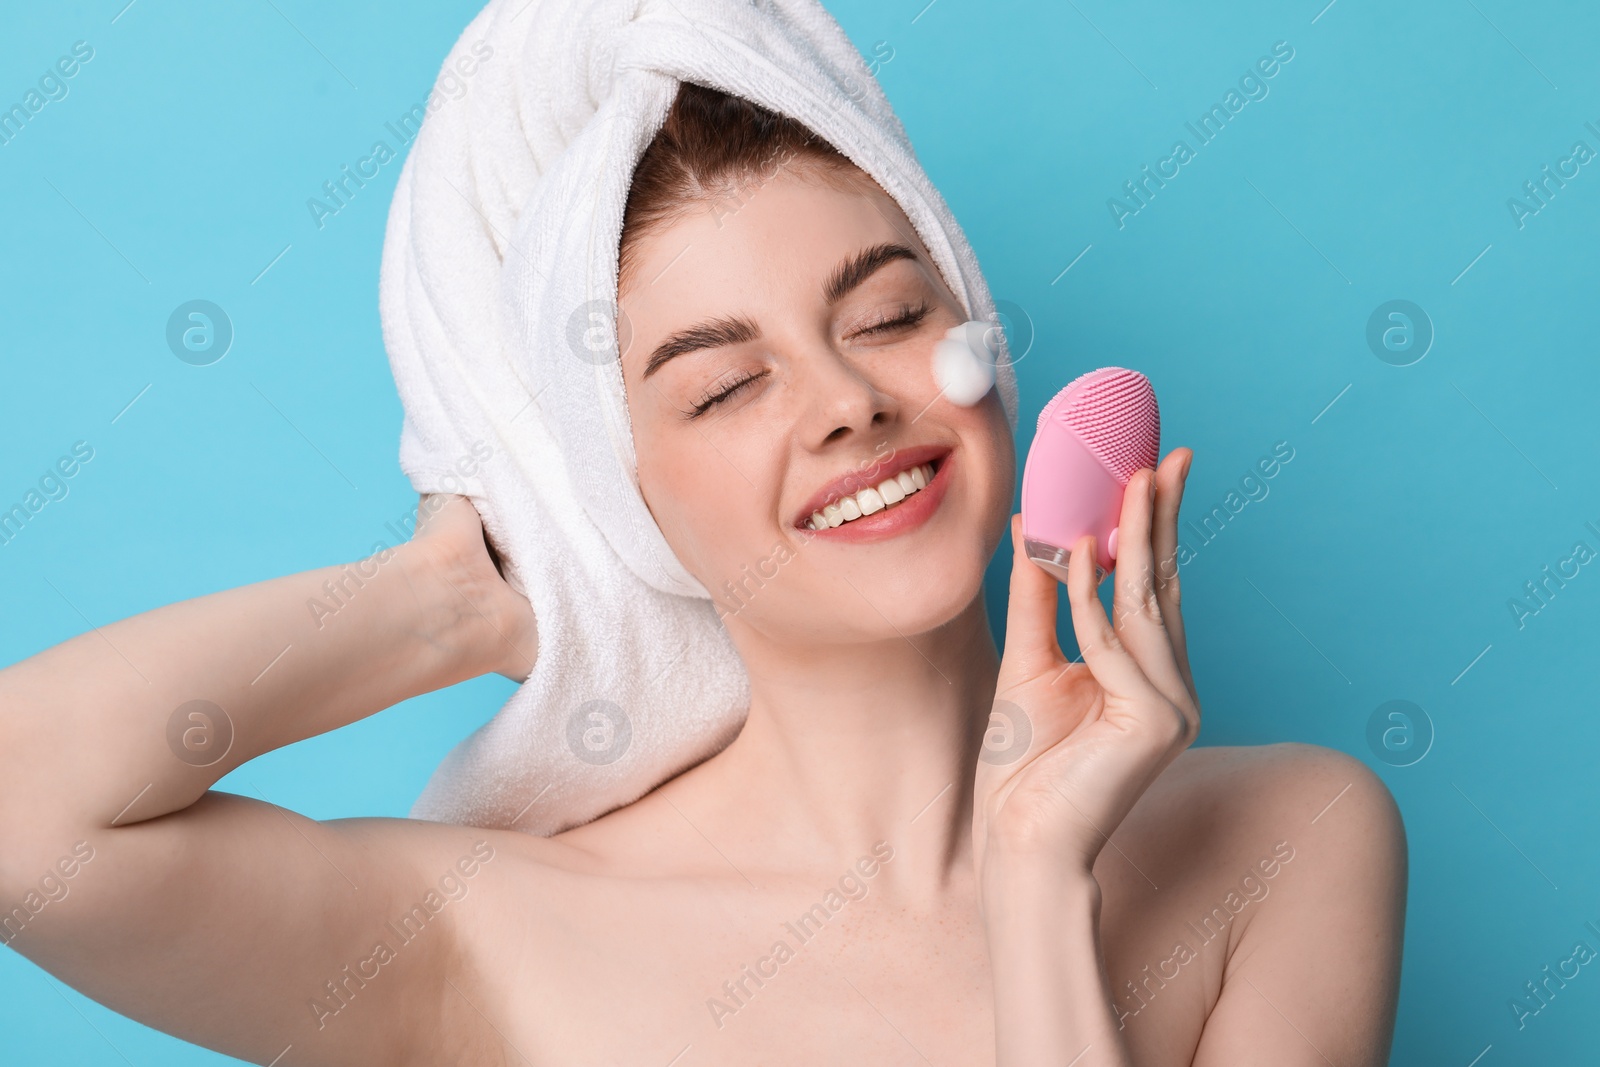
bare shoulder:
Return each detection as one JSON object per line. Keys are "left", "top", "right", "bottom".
{"left": 1162, "top": 740, "right": 1409, "bottom": 907}
{"left": 1097, "top": 744, "right": 1408, "bottom": 1063}
{"left": 1099, "top": 741, "right": 1408, "bottom": 919}
{"left": 1143, "top": 741, "right": 1403, "bottom": 842}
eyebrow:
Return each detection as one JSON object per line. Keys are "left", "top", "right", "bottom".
{"left": 641, "top": 241, "right": 921, "bottom": 379}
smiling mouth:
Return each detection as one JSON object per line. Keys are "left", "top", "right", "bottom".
{"left": 803, "top": 457, "right": 942, "bottom": 531}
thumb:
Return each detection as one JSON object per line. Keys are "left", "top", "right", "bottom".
{"left": 1003, "top": 513, "right": 1064, "bottom": 674}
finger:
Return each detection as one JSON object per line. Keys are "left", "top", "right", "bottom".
{"left": 1063, "top": 533, "right": 1163, "bottom": 706}
{"left": 1107, "top": 468, "right": 1192, "bottom": 712}
{"left": 1150, "top": 450, "right": 1198, "bottom": 709}
{"left": 1003, "top": 513, "right": 1064, "bottom": 675}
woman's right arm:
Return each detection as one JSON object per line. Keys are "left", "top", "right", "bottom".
{"left": 976, "top": 457, "right": 1198, "bottom": 1066}
{"left": 0, "top": 495, "right": 537, "bottom": 1066}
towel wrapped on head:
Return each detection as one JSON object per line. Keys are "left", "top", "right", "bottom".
{"left": 380, "top": 0, "right": 1019, "bottom": 835}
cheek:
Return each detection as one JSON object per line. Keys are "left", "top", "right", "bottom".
{"left": 962, "top": 392, "right": 1018, "bottom": 520}
{"left": 634, "top": 423, "right": 778, "bottom": 586}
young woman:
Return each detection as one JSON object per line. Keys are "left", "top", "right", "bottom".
{"left": 0, "top": 83, "right": 1405, "bottom": 1065}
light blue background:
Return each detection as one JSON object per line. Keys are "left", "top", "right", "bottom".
{"left": 2, "top": 0, "right": 1597, "bottom": 1062}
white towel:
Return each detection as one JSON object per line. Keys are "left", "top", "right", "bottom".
{"left": 380, "top": 0, "right": 1020, "bottom": 836}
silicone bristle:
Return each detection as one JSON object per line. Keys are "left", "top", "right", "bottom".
{"left": 1037, "top": 368, "right": 1159, "bottom": 483}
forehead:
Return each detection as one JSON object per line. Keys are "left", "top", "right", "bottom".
{"left": 618, "top": 168, "right": 924, "bottom": 322}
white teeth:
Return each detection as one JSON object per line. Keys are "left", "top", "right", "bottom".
{"left": 804, "top": 462, "right": 937, "bottom": 530}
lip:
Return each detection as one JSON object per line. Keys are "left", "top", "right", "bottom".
{"left": 792, "top": 443, "right": 954, "bottom": 544}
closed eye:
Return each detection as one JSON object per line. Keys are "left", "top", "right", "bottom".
{"left": 685, "top": 369, "right": 768, "bottom": 419}
{"left": 682, "top": 299, "right": 932, "bottom": 418}
{"left": 852, "top": 300, "right": 931, "bottom": 339}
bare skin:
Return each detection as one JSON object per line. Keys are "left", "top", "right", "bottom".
{"left": 0, "top": 165, "right": 1405, "bottom": 1066}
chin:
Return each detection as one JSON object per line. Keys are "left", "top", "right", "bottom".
{"left": 719, "top": 558, "right": 988, "bottom": 646}
{"left": 843, "top": 506, "right": 1001, "bottom": 636}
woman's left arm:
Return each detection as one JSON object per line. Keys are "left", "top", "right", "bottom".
{"left": 976, "top": 450, "right": 1199, "bottom": 1067}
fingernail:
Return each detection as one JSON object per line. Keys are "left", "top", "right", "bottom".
{"left": 1148, "top": 473, "right": 1158, "bottom": 501}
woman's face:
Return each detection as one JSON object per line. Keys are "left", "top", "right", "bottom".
{"left": 617, "top": 165, "right": 1015, "bottom": 646}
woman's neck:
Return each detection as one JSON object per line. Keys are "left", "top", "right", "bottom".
{"left": 695, "top": 597, "right": 1001, "bottom": 900}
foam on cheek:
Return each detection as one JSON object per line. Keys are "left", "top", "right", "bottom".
{"left": 932, "top": 320, "right": 998, "bottom": 406}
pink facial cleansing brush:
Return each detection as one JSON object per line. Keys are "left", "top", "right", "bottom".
{"left": 1021, "top": 368, "right": 1160, "bottom": 583}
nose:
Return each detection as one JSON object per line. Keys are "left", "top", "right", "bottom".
{"left": 796, "top": 342, "right": 898, "bottom": 448}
